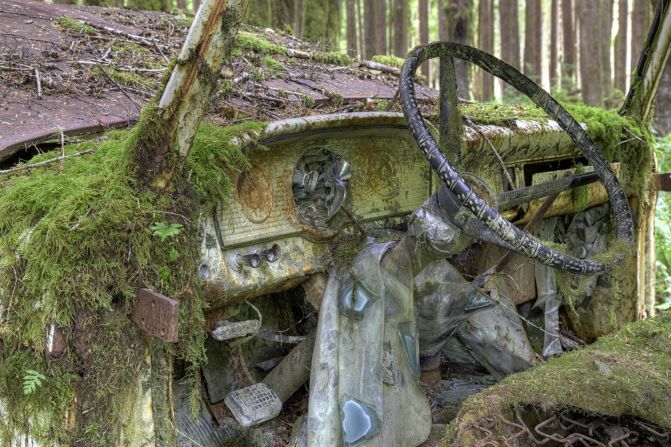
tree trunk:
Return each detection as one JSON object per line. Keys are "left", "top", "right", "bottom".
{"left": 446, "top": 0, "right": 474, "bottom": 98}
{"left": 244, "top": 0, "right": 271, "bottom": 27}
{"left": 294, "top": 0, "right": 303, "bottom": 37}
{"left": 375, "top": 0, "right": 387, "bottom": 54}
{"left": 523, "top": 0, "right": 542, "bottom": 82}
{"left": 578, "top": 0, "right": 603, "bottom": 106}
{"left": 599, "top": 0, "right": 614, "bottom": 99}
{"left": 193, "top": 0, "right": 201, "bottom": 12}
{"left": 478, "top": 0, "right": 494, "bottom": 100}
{"left": 561, "top": 0, "right": 576, "bottom": 90}
{"left": 357, "top": 0, "right": 365, "bottom": 57}
{"left": 272, "top": 0, "right": 295, "bottom": 32}
{"left": 631, "top": 0, "right": 652, "bottom": 73}
{"left": 614, "top": 0, "right": 628, "bottom": 93}
{"left": 550, "top": 0, "right": 559, "bottom": 90}
{"left": 364, "top": 0, "right": 377, "bottom": 58}
{"left": 419, "top": 0, "right": 430, "bottom": 81}
{"left": 132, "top": 0, "right": 249, "bottom": 190}
{"left": 301, "top": 0, "right": 340, "bottom": 48}
{"left": 393, "top": 0, "right": 408, "bottom": 57}
{"left": 346, "top": 0, "right": 358, "bottom": 57}
{"left": 655, "top": 59, "right": 671, "bottom": 135}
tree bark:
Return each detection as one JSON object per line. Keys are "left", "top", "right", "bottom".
{"left": 439, "top": 0, "right": 447, "bottom": 40}
{"left": 357, "top": 0, "right": 365, "bottom": 58}
{"left": 523, "top": 0, "right": 542, "bottom": 82}
{"left": 272, "top": 0, "right": 295, "bottom": 32}
{"left": 614, "top": 0, "right": 628, "bottom": 92}
{"left": 599, "top": 0, "right": 614, "bottom": 98}
{"left": 364, "top": 0, "right": 377, "bottom": 58}
{"left": 294, "top": 0, "right": 303, "bottom": 37}
{"left": 445, "top": 0, "right": 474, "bottom": 98}
{"left": 631, "top": 0, "right": 652, "bottom": 73}
{"left": 132, "top": 0, "right": 250, "bottom": 190}
{"left": 375, "top": 0, "right": 387, "bottom": 54}
{"left": 393, "top": 0, "right": 408, "bottom": 57}
{"left": 193, "top": 0, "right": 201, "bottom": 12}
{"left": 478, "top": 0, "right": 494, "bottom": 100}
{"left": 301, "top": 0, "right": 340, "bottom": 48}
{"left": 346, "top": 0, "right": 358, "bottom": 57}
{"left": 244, "top": 0, "right": 271, "bottom": 27}
{"left": 655, "top": 59, "right": 671, "bottom": 135}
{"left": 550, "top": 0, "right": 559, "bottom": 90}
{"left": 499, "top": 0, "right": 520, "bottom": 68}
{"left": 561, "top": 0, "right": 576, "bottom": 90}
{"left": 578, "top": 0, "right": 603, "bottom": 106}
{"left": 419, "top": 0, "right": 430, "bottom": 81}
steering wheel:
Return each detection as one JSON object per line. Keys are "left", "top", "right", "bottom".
{"left": 400, "top": 42, "right": 633, "bottom": 275}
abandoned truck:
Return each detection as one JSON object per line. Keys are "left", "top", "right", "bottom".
{"left": 1, "top": 0, "right": 670, "bottom": 445}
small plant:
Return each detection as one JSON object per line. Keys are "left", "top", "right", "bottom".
{"left": 23, "top": 369, "right": 46, "bottom": 396}
{"left": 150, "top": 222, "right": 183, "bottom": 242}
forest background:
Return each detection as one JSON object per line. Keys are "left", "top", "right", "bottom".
{"left": 43, "top": 0, "right": 671, "bottom": 307}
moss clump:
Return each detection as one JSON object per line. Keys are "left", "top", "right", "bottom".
{"left": 371, "top": 54, "right": 405, "bottom": 68}
{"left": 261, "top": 56, "right": 284, "bottom": 72}
{"left": 313, "top": 50, "right": 351, "bottom": 66}
{"left": 55, "top": 16, "right": 95, "bottom": 34}
{"left": 0, "top": 115, "right": 258, "bottom": 444}
{"left": 445, "top": 311, "right": 671, "bottom": 445}
{"left": 233, "top": 32, "right": 286, "bottom": 56}
{"left": 94, "top": 66, "right": 157, "bottom": 90}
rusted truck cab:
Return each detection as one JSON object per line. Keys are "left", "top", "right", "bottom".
{"left": 0, "top": 0, "right": 669, "bottom": 446}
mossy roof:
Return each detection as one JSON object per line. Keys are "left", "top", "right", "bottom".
{"left": 0, "top": 0, "right": 437, "bottom": 162}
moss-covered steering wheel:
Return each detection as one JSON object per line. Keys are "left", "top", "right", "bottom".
{"left": 400, "top": 42, "right": 633, "bottom": 275}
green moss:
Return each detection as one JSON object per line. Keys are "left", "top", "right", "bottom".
{"left": 94, "top": 66, "right": 157, "bottom": 90}
{"left": 371, "top": 54, "right": 405, "bottom": 68}
{"left": 313, "top": 51, "right": 351, "bottom": 66}
{"left": 0, "top": 114, "right": 260, "bottom": 444}
{"left": 261, "top": 56, "right": 284, "bottom": 72}
{"left": 445, "top": 312, "right": 671, "bottom": 445}
{"left": 234, "top": 32, "right": 286, "bottom": 56}
{"left": 55, "top": 16, "right": 95, "bottom": 34}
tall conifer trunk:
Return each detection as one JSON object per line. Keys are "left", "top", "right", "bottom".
{"left": 478, "top": 0, "right": 494, "bottom": 100}
{"left": 561, "top": 0, "right": 576, "bottom": 89}
{"left": 578, "top": 0, "right": 603, "bottom": 106}
{"left": 550, "top": 0, "right": 559, "bottom": 90}
{"left": 524, "top": 0, "right": 542, "bottom": 82}
{"left": 419, "top": 0, "right": 430, "bottom": 81}
{"left": 393, "top": 0, "right": 408, "bottom": 57}
{"left": 614, "top": 0, "right": 629, "bottom": 92}
{"left": 599, "top": 0, "right": 614, "bottom": 99}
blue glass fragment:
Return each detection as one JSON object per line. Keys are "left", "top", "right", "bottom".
{"left": 340, "top": 283, "right": 376, "bottom": 320}
{"left": 398, "top": 321, "right": 420, "bottom": 379}
{"left": 340, "top": 395, "right": 380, "bottom": 446}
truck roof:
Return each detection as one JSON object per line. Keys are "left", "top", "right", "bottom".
{"left": 0, "top": 0, "right": 437, "bottom": 162}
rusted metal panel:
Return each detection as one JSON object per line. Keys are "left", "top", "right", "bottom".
{"left": 133, "top": 289, "right": 179, "bottom": 342}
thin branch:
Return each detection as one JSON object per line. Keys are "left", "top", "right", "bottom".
{"left": 0, "top": 149, "right": 96, "bottom": 177}
{"left": 96, "top": 63, "right": 142, "bottom": 112}
{"left": 34, "top": 68, "right": 42, "bottom": 99}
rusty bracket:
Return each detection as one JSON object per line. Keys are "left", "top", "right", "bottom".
{"left": 655, "top": 173, "right": 671, "bottom": 191}
{"left": 133, "top": 289, "right": 179, "bottom": 342}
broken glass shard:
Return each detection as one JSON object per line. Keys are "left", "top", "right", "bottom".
{"left": 398, "top": 321, "right": 420, "bottom": 379}
{"left": 464, "top": 289, "right": 495, "bottom": 311}
{"left": 339, "top": 395, "right": 380, "bottom": 446}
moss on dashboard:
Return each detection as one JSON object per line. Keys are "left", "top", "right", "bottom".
{"left": 0, "top": 115, "right": 261, "bottom": 444}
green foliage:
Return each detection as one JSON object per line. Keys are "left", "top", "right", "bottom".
{"left": 0, "top": 118, "right": 260, "bottom": 444}
{"left": 312, "top": 51, "right": 351, "bottom": 66}
{"left": 22, "top": 370, "right": 46, "bottom": 396}
{"left": 55, "top": 16, "right": 95, "bottom": 34}
{"left": 371, "top": 54, "right": 405, "bottom": 68}
{"left": 446, "top": 311, "right": 671, "bottom": 444}
{"left": 151, "top": 222, "right": 183, "bottom": 241}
